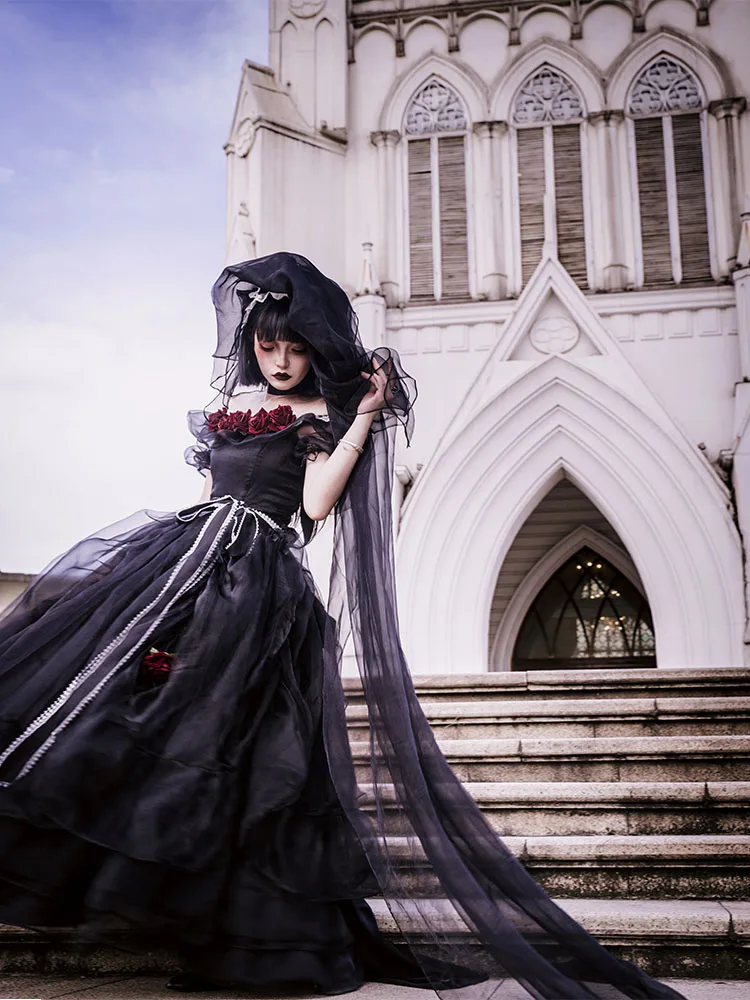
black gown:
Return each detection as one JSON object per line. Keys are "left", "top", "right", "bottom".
{"left": 0, "top": 407, "right": 427, "bottom": 995}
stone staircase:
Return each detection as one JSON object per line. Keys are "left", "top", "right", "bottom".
{"left": 0, "top": 667, "right": 747, "bottom": 982}
{"left": 344, "top": 666, "right": 750, "bottom": 979}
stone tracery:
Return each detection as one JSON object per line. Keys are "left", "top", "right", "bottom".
{"left": 404, "top": 78, "right": 468, "bottom": 134}
{"left": 628, "top": 56, "right": 704, "bottom": 116}
{"left": 512, "top": 66, "right": 584, "bottom": 125}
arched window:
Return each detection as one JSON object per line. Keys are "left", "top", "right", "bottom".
{"left": 513, "top": 546, "right": 656, "bottom": 670}
{"left": 405, "top": 79, "right": 470, "bottom": 301}
{"left": 512, "top": 66, "right": 588, "bottom": 289}
{"left": 628, "top": 56, "right": 712, "bottom": 286}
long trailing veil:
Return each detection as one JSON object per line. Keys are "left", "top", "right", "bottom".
{"left": 211, "top": 252, "right": 686, "bottom": 1000}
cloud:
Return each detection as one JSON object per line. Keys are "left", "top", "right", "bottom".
{"left": 0, "top": 0, "right": 268, "bottom": 572}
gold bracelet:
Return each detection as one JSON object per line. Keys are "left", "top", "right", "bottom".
{"left": 340, "top": 437, "right": 364, "bottom": 455}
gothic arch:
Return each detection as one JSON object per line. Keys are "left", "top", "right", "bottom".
{"left": 396, "top": 356, "right": 744, "bottom": 674}
{"left": 459, "top": 10, "right": 508, "bottom": 36}
{"left": 403, "top": 16, "right": 449, "bottom": 41}
{"left": 626, "top": 54, "right": 706, "bottom": 115}
{"left": 355, "top": 22, "right": 393, "bottom": 44}
{"left": 580, "top": 0, "right": 634, "bottom": 25}
{"left": 606, "top": 27, "right": 732, "bottom": 108}
{"left": 491, "top": 39, "right": 605, "bottom": 120}
{"left": 403, "top": 77, "right": 469, "bottom": 134}
{"left": 378, "top": 52, "right": 489, "bottom": 132}
{"left": 519, "top": 5, "right": 571, "bottom": 30}
{"left": 490, "top": 523, "right": 644, "bottom": 672}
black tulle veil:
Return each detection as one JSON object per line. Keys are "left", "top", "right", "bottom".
{"left": 210, "top": 253, "right": 686, "bottom": 1000}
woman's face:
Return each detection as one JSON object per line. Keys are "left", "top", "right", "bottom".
{"left": 254, "top": 335, "right": 311, "bottom": 391}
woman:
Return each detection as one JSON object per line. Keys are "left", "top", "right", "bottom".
{"left": 0, "top": 253, "right": 686, "bottom": 1000}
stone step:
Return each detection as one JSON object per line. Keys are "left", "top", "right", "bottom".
{"left": 2, "top": 980, "right": 749, "bottom": 1000}
{"left": 347, "top": 696, "right": 750, "bottom": 740}
{"left": 358, "top": 781, "right": 750, "bottom": 836}
{"left": 366, "top": 898, "right": 750, "bottom": 979}
{"left": 1, "top": 902, "right": 749, "bottom": 980}
{"left": 342, "top": 667, "right": 750, "bottom": 705}
{"left": 381, "top": 835, "right": 750, "bottom": 899}
{"left": 350, "top": 735, "right": 750, "bottom": 783}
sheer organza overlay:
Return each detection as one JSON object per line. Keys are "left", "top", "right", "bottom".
{"left": 0, "top": 251, "right": 687, "bottom": 998}
{"left": 210, "top": 254, "right": 687, "bottom": 1000}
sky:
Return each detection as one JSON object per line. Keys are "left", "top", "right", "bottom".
{"left": 0, "top": 0, "right": 267, "bottom": 572}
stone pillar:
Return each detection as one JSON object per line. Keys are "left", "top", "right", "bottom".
{"left": 732, "top": 207, "right": 750, "bottom": 645}
{"left": 352, "top": 241, "right": 387, "bottom": 350}
{"left": 588, "top": 110, "right": 628, "bottom": 291}
{"left": 709, "top": 98, "right": 747, "bottom": 267}
{"left": 370, "top": 130, "right": 402, "bottom": 306}
{"left": 734, "top": 205, "right": 750, "bottom": 376}
{"left": 472, "top": 121, "right": 508, "bottom": 299}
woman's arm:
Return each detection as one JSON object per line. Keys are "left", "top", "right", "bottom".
{"left": 199, "top": 471, "right": 213, "bottom": 503}
{"left": 302, "top": 362, "right": 390, "bottom": 521}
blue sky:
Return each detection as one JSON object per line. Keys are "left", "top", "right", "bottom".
{"left": 0, "top": 0, "right": 267, "bottom": 571}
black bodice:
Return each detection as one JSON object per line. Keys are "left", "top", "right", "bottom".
{"left": 206, "top": 414, "right": 333, "bottom": 524}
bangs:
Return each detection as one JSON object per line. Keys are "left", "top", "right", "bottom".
{"left": 254, "top": 298, "right": 307, "bottom": 345}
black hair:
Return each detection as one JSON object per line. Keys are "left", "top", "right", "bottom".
{"left": 237, "top": 295, "right": 310, "bottom": 387}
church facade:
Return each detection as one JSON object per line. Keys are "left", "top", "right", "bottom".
{"left": 224, "top": 0, "right": 750, "bottom": 674}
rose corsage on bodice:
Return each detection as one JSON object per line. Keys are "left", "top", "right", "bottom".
{"left": 207, "top": 404, "right": 297, "bottom": 436}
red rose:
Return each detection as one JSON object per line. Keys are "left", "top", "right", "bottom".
{"left": 268, "top": 404, "right": 295, "bottom": 431}
{"left": 224, "top": 410, "right": 250, "bottom": 433}
{"left": 247, "top": 409, "right": 272, "bottom": 434}
{"left": 141, "top": 648, "right": 174, "bottom": 682}
{"left": 207, "top": 408, "right": 226, "bottom": 433}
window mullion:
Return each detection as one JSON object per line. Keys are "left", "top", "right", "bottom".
{"left": 662, "top": 115, "right": 683, "bottom": 284}
{"left": 543, "top": 125, "right": 557, "bottom": 257}
{"left": 431, "top": 135, "right": 442, "bottom": 300}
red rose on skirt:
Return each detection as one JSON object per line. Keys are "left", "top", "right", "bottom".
{"left": 141, "top": 648, "right": 174, "bottom": 683}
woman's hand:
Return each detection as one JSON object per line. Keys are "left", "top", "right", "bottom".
{"left": 357, "top": 358, "right": 392, "bottom": 414}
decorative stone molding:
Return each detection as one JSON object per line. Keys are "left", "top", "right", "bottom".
{"left": 370, "top": 129, "right": 401, "bottom": 148}
{"left": 227, "top": 119, "right": 256, "bottom": 157}
{"left": 379, "top": 52, "right": 488, "bottom": 133}
{"left": 587, "top": 110, "right": 625, "bottom": 127}
{"left": 349, "top": 2, "right": 717, "bottom": 64}
{"left": 709, "top": 97, "right": 747, "bottom": 121}
{"left": 472, "top": 120, "right": 508, "bottom": 139}
{"left": 529, "top": 314, "right": 580, "bottom": 354}
{"left": 405, "top": 79, "right": 468, "bottom": 134}
{"left": 628, "top": 56, "right": 704, "bottom": 116}
{"left": 512, "top": 66, "right": 584, "bottom": 125}
{"left": 288, "top": 0, "right": 325, "bottom": 17}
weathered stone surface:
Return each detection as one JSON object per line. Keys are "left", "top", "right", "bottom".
{"left": 351, "top": 735, "right": 750, "bottom": 781}
{"left": 342, "top": 667, "right": 750, "bottom": 705}
{"left": 2, "top": 975, "right": 748, "bottom": 999}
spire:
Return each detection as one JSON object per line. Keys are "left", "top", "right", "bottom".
{"left": 356, "top": 241, "right": 382, "bottom": 296}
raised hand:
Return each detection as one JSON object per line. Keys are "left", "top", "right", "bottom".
{"left": 357, "top": 358, "right": 392, "bottom": 413}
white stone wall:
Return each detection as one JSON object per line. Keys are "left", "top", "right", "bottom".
{"left": 228, "top": 0, "right": 750, "bottom": 673}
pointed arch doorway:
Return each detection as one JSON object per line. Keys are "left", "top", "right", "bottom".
{"left": 488, "top": 478, "right": 657, "bottom": 672}
{"left": 513, "top": 545, "right": 656, "bottom": 670}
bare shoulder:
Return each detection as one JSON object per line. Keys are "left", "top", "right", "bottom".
{"left": 302, "top": 397, "right": 329, "bottom": 418}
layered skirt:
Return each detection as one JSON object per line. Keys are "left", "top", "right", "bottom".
{"left": 0, "top": 503, "right": 417, "bottom": 993}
